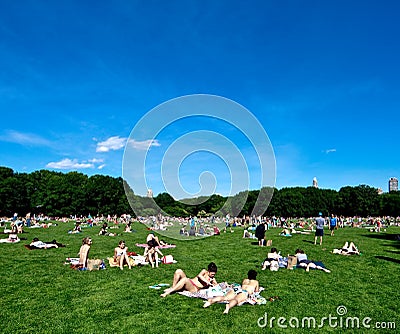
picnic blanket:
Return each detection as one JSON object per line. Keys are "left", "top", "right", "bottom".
{"left": 177, "top": 283, "right": 267, "bottom": 305}
{"left": 135, "top": 243, "right": 176, "bottom": 249}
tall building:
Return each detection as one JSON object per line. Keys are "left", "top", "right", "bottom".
{"left": 312, "top": 177, "right": 318, "bottom": 188}
{"left": 389, "top": 177, "right": 398, "bottom": 192}
{"left": 147, "top": 188, "right": 153, "bottom": 198}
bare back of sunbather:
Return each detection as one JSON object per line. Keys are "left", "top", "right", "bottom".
{"left": 241, "top": 278, "right": 259, "bottom": 295}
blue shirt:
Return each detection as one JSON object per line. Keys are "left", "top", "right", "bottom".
{"left": 330, "top": 217, "right": 337, "bottom": 227}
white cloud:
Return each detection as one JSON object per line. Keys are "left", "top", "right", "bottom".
{"left": 0, "top": 130, "right": 52, "bottom": 146}
{"left": 128, "top": 139, "right": 161, "bottom": 151}
{"left": 98, "top": 164, "right": 106, "bottom": 169}
{"left": 96, "top": 136, "right": 127, "bottom": 152}
{"left": 46, "top": 158, "right": 94, "bottom": 169}
{"left": 88, "top": 158, "right": 104, "bottom": 163}
{"left": 324, "top": 148, "right": 337, "bottom": 154}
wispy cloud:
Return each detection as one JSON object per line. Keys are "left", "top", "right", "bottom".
{"left": 46, "top": 158, "right": 94, "bottom": 169}
{"left": 128, "top": 139, "right": 161, "bottom": 151}
{"left": 0, "top": 130, "right": 52, "bottom": 146}
{"left": 96, "top": 136, "right": 127, "bottom": 152}
{"left": 88, "top": 158, "right": 104, "bottom": 163}
{"left": 98, "top": 164, "right": 106, "bottom": 169}
{"left": 323, "top": 148, "right": 337, "bottom": 154}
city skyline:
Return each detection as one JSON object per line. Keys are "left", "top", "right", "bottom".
{"left": 0, "top": 2, "right": 399, "bottom": 197}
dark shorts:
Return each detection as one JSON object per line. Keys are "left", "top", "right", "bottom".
{"left": 329, "top": 225, "right": 336, "bottom": 231}
{"left": 315, "top": 229, "right": 324, "bottom": 236}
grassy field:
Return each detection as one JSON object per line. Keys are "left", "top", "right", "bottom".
{"left": 0, "top": 221, "right": 399, "bottom": 334}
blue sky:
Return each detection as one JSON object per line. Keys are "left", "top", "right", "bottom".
{"left": 0, "top": 1, "right": 399, "bottom": 197}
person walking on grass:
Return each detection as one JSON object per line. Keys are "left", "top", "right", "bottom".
{"left": 314, "top": 212, "right": 325, "bottom": 246}
{"left": 329, "top": 214, "right": 337, "bottom": 236}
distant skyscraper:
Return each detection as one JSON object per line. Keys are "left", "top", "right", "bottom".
{"left": 147, "top": 188, "right": 153, "bottom": 198}
{"left": 312, "top": 177, "right": 318, "bottom": 188}
{"left": 389, "top": 177, "right": 398, "bottom": 192}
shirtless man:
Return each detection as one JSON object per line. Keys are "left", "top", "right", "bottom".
{"left": 160, "top": 262, "right": 218, "bottom": 297}
{"left": 203, "top": 269, "right": 259, "bottom": 314}
{"left": 79, "top": 237, "right": 92, "bottom": 268}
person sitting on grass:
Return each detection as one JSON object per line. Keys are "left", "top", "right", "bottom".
{"left": 124, "top": 222, "right": 132, "bottom": 233}
{"left": 160, "top": 262, "right": 218, "bottom": 297}
{"left": 143, "top": 238, "right": 164, "bottom": 268}
{"left": 146, "top": 233, "right": 160, "bottom": 246}
{"left": 279, "top": 228, "right": 292, "bottom": 236}
{"left": 261, "top": 247, "right": 282, "bottom": 270}
{"left": 332, "top": 241, "right": 360, "bottom": 255}
{"left": 99, "top": 222, "right": 117, "bottom": 236}
{"left": 78, "top": 237, "right": 92, "bottom": 269}
{"left": 113, "top": 240, "right": 132, "bottom": 270}
{"left": 69, "top": 222, "right": 82, "bottom": 234}
{"left": 295, "top": 249, "right": 331, "bottom": 273}
{"left": 203, "top": 269, "right": 259, "bottom": 314}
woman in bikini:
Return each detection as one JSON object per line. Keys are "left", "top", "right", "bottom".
{"left": 114, "top": 240, "right": 132, "bottom": 270}
{"left": 160, "top": 262, "right": 218, "bottom": 297}
{"left": 203, "top": 269, "right": 259, "bottom": 314}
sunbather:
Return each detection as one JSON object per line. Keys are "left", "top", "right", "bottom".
{"left": 203, "top": 269, "right": 259, "bottom": 314}
{"left": 114, "top": 240, "right": 132, "bottom": 270}
{"left": 332, "top": 241, "right": 360, "bottom": 255}
{"left": 0, "top": 234, "right": 20, "bottom": 243}
{"left": 160, "top": 262, "right": 218, "bottom": 297}
{"left": 295, "top": 249, "right": 331, "bottom": 273}
{"left": 29, "top": 237, "right": 59, "bottom": 249}
{"left": 261, "top": 248, "right": 282, "bottom": 270}
{"left": 79, "top": 237, "right": 92, "bottom": 269}
{"left": 143, "top": 238, "right": 164, "bottom": 268}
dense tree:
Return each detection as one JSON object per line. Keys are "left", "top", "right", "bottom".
{"left": 0, "top": 167, "right": 397, "bottom": 218}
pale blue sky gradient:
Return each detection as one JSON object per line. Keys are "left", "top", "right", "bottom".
{"left": 0, "top": 1, "right": 399, "bottom": 196}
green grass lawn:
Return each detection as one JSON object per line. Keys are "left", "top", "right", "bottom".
{"left": 1, "top": 222, "right": 399, "bottom": 334}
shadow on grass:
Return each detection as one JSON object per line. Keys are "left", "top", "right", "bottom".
{"left": 302, "top": 239, "right": 314, "bottom": 244}
{"left": 385, "top": 249, "right": 400, "bottom": 254}
{"left": 362, "top": 233, "right": 400, "bottom": 241}
{"left": 375, "top": 255, "right": 400, "bottom": 264}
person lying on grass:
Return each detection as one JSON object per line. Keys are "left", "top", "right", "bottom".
{"left": 113, "top": 240, "right": 132, "bottom": 270}
{"left": 29, "top": 237, "right": 59, "bottom": 249}
{"left": 0, "top": 233, "right": 20, "bottom": 243}
{"left": 160, "top": 262, "right": 218, "bottom": 297}
{"left": 203, "top": 269, "right": 259, "bottom": 314}
{"left": 332, "top": 241, "right": 360, "bottom": 255}
{"left": 295, "top": 249, "right": 331, "bottom": 273}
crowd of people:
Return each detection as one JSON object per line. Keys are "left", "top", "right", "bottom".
{"left": 1, "top": 210, "right": 392, "bottom": 316}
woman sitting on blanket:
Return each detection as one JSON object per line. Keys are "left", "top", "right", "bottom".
{"left": 144, "top": 238, "right": 164, "bottom": 268}
{"left": 332, "top": 241, "right": 360, "bottom": 255}
{"left": 203, "top": 269, "right": 259, "bottom": 314}
{"left": 295, "top": 249, "right": 331, "bottom": 273}
{"left": 160, "top": 262, "right": 218, "bottom": 297}
{"left": 146, "top": 233, "right": 160, "bottom": 246}
{"left": 113, "top": 240, "right": 132, "bottom": 270}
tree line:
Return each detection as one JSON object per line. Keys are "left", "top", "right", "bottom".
{"left": 0, "top": 167, "right": 399, "bottom": 218}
